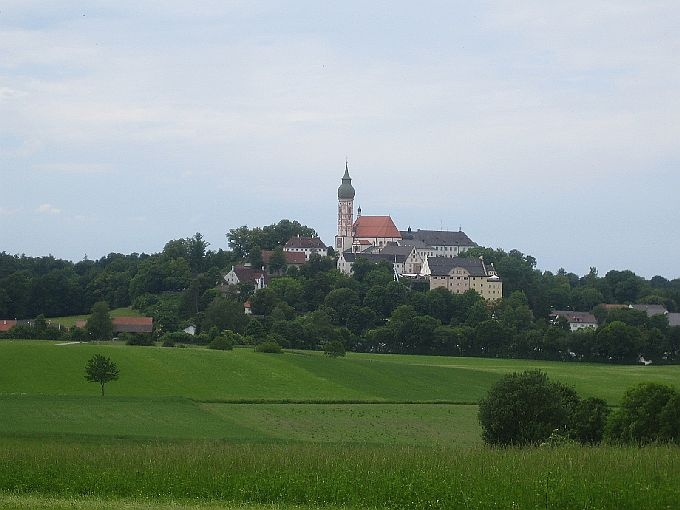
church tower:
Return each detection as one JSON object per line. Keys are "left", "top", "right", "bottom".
{"left": 335, "top": 161, "right": 355, "bottom": 252}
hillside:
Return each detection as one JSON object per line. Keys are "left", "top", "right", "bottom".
{"left": 3, "top": 341, "right": 679, "bottom": 403}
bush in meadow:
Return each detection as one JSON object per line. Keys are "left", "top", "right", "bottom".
{"left": 606, "top": 382, "right": 680, "bottom": 444}
{"left": 255, "top": 341, "right": 282, "bottom": 354}
{"left": 479, "top": 370, "right": 581, "bottom": 446}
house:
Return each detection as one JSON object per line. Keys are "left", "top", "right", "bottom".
{"left": 244, "top": 300, "right": 253, "bottom": 315}
{"left": 550, "top": 311, "right": 599, "bottom": 331}
{"left": 265, "top": 249, "right": 306, "bottom": 266}
{"left": 421, "top": 256, "right": 502, "bottom": 301}
{"left": 261, "top": 249, "right": 306, "bottom": 272}
{"left": 283, "top": 236, "right": 328, "bottom": 260}
{"left": 360, "top": 243, "right": 424, "bottom": 275}
{"left": 399, "top": 228, "right": 477, "bottom": 259}
{"left": 667, "top": 313, "right": 680, "bottom": 327}
{"left": 337, "top": 250, "right": 408, "bottom": 277}
{"left": 630, "top": 304, "right": 668, "bottom": 317}
{"left": 222, "top": 265, "right": 268, "bottom": 290}
{"left": 112, "top": 317, "right": 153, "bottom": 334}
{"left": 75, "top": 316, "right": 154, "bottom": 334}
{"left": 0, "top": 319, "right": 17, "bottom": 332}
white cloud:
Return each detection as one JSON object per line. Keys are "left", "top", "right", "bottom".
{"left": 0, "top": 86, "right": 27, "bottom": 103}
{"left": 0, "top": 206, "right": 20, "bottom": 217}
{"left": 0, "top": 2, "right": 678, "bottom": 277}
{"left": 35, "top": 203, "right": 61, "bottom": 215}
{"left": 34, "top": 163, "right": 110, "bottom": 175}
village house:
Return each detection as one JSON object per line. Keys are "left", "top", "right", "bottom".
{"left": 75, "top": 316, "right": 154, "bottom": 334}
{"left": 261, "top": 249, "right": 306, "bottom": 271}
{"left": 549, "top": 311, "right": 599, "bottom": 331}
{"left": 337, "top": 243, "right": 426, "bottom": 278}
{"left": 630, "top": 304, "right": 668, "bottom": 316}
{"left": 337, "top": 249, "right": 409, "bottom": 277}
{"left": 0, "top": 319, "right": 17, "bottom": 333}
{"left": 283, "top": 236, "right": 328, "bottom": 260}
{"left": 221, "top": 265, "right": 268, "bottom": 290}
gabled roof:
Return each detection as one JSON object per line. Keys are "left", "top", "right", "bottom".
{"left": 232, "top": 265, "right": 268, "bottom": 284}
{"left": 353, "top": 216, "right": 401, "bottom": 239}
{"left": 261, "top": 250, "right": 306, "bottom": 265}
{"left": 341, "top": 251, "right": 408, "bottom": 264}
{"left": 550, "top": 310, "right": 598, "bottom": 324}
{"left": 284, "top": 236, "right": 326, "bottom": 250}
{"left": 112, "top": 316, "right": 153, "bottom": 333}
{"left": 427, "top": 256, "right": 488, "bottom": 277}
{"left": 363, "top": 243, "right": 417, "bottom": 257}
{"left": 630, "top": 304, "right": 668, "bottom": 316}
{"left": 0, "top": 319, "right": 17, "bottom": 332}
{"left": 667, "top": 313, "right": 680, "bottom": 327}
{"left": 74, "top": 317, "right": 154, "bottom": 333}
{"left": 400, "top": 229, "right": 476, "bottom": 247}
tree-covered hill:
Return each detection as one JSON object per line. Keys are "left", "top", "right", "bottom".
{"left": 2, "top": 220, "right": 680, "bottom": 364}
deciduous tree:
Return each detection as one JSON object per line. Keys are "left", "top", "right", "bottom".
{"left": 86, "top": 301, "right": 113, "bottom": 340}
{"left": 84, "top": 354, "right": 119, "bottom": 396}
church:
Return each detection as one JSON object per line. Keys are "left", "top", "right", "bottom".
{"left": 334, "top": 163, "right": 502, "bottom": 300}
{"left": 335, "top": 162, "right": 403, "bottom": 253}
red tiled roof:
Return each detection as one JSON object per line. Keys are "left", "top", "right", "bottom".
{"left": 112, "top": 317, "right": 153, "bottom": 327}
{"left": 74, "top": 316, "right": 153, "bottom": 333}
{"left": 112, "top": 316, "right": 153, "bottom": 334}
{"left": 353, "top": 216, "right": 401, "bottom": 239}
{"left": 0, "top": 319, "right": 17, "bottom": 332}
{"left": 234, "top": 266, "right": 268, "bottom": 283}
{"left": 261, "top": 250, "right": 306, "bottom": 265}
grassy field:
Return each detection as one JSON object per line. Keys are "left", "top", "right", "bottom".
{"left": 47, "top": 307, "right": 142, "bottom": 328}
{"left": 2, "top": 341, "right": 678, "bottom": 403}
{"left": 1, "top": 438, "right": 678, "bottom": 509}
{"left": 1, "top": 340, "right": 679, "bottom": 509}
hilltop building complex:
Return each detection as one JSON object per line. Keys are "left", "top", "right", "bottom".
{"left": 334, "top": 164, "right": 501, "bottom": 300}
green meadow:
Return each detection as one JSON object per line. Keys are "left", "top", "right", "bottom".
{"left": 1, "top": 340, "right": 679, "bottom": 509}
{"left": 46, "top": 307, "right": 143, "bottom": 329}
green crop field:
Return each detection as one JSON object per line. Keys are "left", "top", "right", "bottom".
{"left": 1, "top": 340, "right": 679, "bottom": 509}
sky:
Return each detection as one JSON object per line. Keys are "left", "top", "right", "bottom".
{"left": 1, "top": 1, "right": 679, "bottom": 279}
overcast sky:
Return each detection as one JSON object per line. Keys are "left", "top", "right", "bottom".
{"left": 1, "top": 1, "right": 678, "bottom": 279}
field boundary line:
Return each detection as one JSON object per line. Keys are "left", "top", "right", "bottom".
{"left": 197, "top": 398, "right": 478, "bottom": 405}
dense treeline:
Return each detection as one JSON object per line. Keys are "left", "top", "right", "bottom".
{"left": 2, "top": 220, "right": 680, "bottom": 363}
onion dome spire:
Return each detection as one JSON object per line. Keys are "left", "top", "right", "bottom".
{"left": 337, "top": 160, "right": 355, "bottom": 200}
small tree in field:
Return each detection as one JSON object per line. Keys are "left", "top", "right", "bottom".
{"left": 84, "top": 354, "right": 119, "bottom": 396}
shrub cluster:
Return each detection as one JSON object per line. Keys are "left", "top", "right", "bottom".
{"left": 479, "top": 370, "right": 680, "bottom": 446}
{"left": 606, "top": 383, "right": 680, "bottom": 444}
{"left": 478, "top": 370, "right": 609, "bottom": 446}
{"left": 122, "top": 333, "right": 154, "bottom": 346}
{"left": 254, "top": 341, "right": 282, "bottom": 354}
